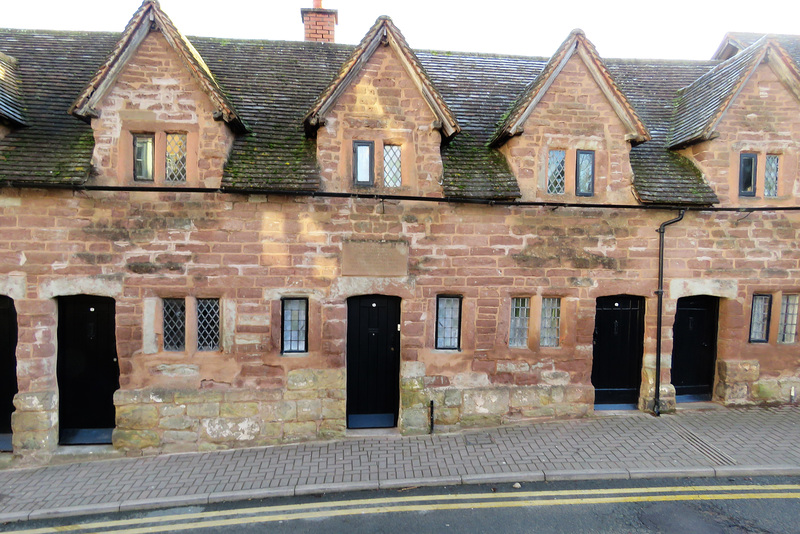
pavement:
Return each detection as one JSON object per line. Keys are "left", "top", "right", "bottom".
{"left": 1, "top": 403, "right": 799, "bottom": 524}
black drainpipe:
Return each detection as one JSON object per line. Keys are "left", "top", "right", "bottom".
{"left": 654, "top": 209, "right": 685, "bottom": 416}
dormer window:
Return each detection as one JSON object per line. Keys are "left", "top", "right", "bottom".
{"left": 353, "top": 140, "right": 374, "bottom": 186}
{"left": 165, "top": 133, "right": 188, "bottom": 183}
{"left": 547, "top": 150, "right": 566, "bottom": 195}
{"left": 576, "top": 150, "right": 595, "bottom": 197}
{"left": 764, "top": 154, "right": 779, "bottom": 198}
{"left": 383, "top": 145, "right": 402, "bottom": 188}
{"left": 133, "top": 134, "right": 155, "bottom": 181}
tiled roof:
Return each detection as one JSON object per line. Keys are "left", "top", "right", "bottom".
{"left": 0, "top": 52, "right": 26, "bottom": 127}
{"left": 668, "top": 37, "right": 767, "bottom": 149}
{"left": 5, "top": 24, "right": 795, "bottom": 204}
{"left": 713, "top": 32, "right": 800, "bottom": 63}
{"left": 609, "top": 60, "right": 719, "bottom": 205}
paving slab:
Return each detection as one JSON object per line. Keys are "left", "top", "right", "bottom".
{"left": 0, "top": 405, "right": 798, "bottom": 524}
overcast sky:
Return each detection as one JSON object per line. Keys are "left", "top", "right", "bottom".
{"left": 3, "top": 0, "right": 800, "bottom": 60}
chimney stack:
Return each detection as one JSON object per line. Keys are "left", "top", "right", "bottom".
{"left": 301, "top": 0, "right": 338, "bottom": 43}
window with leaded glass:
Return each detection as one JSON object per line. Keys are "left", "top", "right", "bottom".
{"left": 764, "top": 154, "right": 779, "bottom": 198}
{"left": 436, "top": 296, "right": 462, "bottom": 350}
{"left": 383, "top": 145, "right": 401, "bottom": 188}
{"left": 749, "top": 294, "right": 771, "bottom": 343}
{"left": 739, "top": 153, "right": 757, "bottom": 197}
{"left": 509, "top": 297, "right": 530, "bottom": 348}
{"left": 163, "top": 298, "right": 186, "bottom": 351}
{"left": 547, "top": 150, "right": 566, "bottom": 195}
{"left": 576, "top": 150, "right": 594, "bottom": 196}
{"left": 353, "top": 141, "right": 374, "bottom": 185}
{"left": 197, "top": 298, "right": 220, "bottom": 351}
{"left": 540, "top": 297, "right": 561, "bottom": 347}
{"left": 133, "top": 134, "right": 155, "bottom": 181}
{"left": 282, "top": 298, "right": 308, "bottom": 353}
{"left": 778, "top": 294, "right": 799, "bottom": 344}
{"left": 165, "top": 133, "right": 187, "bottom": 183}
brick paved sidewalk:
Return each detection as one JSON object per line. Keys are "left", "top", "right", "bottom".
{"left": 1, "top": 405, "right": 799, "bottom": 523}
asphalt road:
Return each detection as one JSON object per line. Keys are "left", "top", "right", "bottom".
{"left": 2, "top": 476, "right": 800, "bottom": 533}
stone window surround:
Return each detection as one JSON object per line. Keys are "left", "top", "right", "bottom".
{"left": 747, "top": 289, "right": 800, "bottom": 345}
{"left": 735, "top": 149, "right": 784, "bottom": 199}
{"left": 542, "top": 145, "right": 602, "bottom": 198}
{"left": 435, "top": 295, "right": 462, "bottom": 351}
{"left": 145, "top": 295, "right": 228, "bottom": 357}
{"left": 345, "top": 132, "right": 413, "bottom": 190}
{"left": 269, "top": 293, "right": 322, "bottom": 357}
{"left": 118, "top": 120, "right": 199, "bottom": 185}
{"left": 281, "top": 297, "right": 309, "bottom": 354}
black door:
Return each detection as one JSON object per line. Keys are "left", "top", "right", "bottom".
{"left": 57, "top": 295, "right": 119, "bottom": 444}
{"left": 592, "top": 295, "right": 645, "bottom": 404}
{"left": 346, "top": 295, "right": 401, "bottom": 429}
{"left": 672, "top": 295, "right": 719, "bottom": 400}
{"left": 0, "top": 296, "right": 17, "bottom": 452}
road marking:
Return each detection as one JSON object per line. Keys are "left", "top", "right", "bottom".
{"left": 9, "top": 485, "right": 800, "bottom": 534}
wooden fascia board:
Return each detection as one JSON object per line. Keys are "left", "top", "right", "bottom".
{"left": 765, "top": 46, "right": 800, "bottom": 103}
{"left": 314, "top": 30, "right": 385, "bottom": 121}
{"left": 507, "top": 41, "right": 578, "bottom": 137}
{"left": 702, "top": 47, "right": 767, "bottom": 141}
{"left": 385, "top": 31, "right": 459, "bottom": 138}
{"left": 575, "top": 45, "right": 650, "bottom": 142}
{"left": 76, "top": 18, "right": 152, "bottom": 117}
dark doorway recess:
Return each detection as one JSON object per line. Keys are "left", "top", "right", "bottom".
{"left": 0, "top": 296, "right": 18, "bottom": 452}
{"left": 592, "top": 295, "right": 646, "bottom": 405}
{"left": 346, "top": 295, "right": 401, "bottom": 429}
{"left": 57, "top": 295, "right": 119, "bottom": 445}
{"left": 672, "top": 295, "right": 719, "bottom": 401}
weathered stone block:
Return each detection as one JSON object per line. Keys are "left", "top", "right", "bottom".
{"left": 11, "top": 411, "right": 56, "bottom": 432}
{"left": 401, "top": 389, "right": 427, "bottom": 408}
{"left": 565, "top": 385, "right": 594, "bottom": 404}
{"left": 159, "top": 415, "right": 196, "bottom": 430}
{"left": 116, "top": 405, "right": 159, "bottom": 430}
{"left": 12, "top": 429, "right": 57, "bottom": 451}
{"left": 174, "top": 390, "right": 224, "bottom": 404}
{"left": 283, "top": 421, "right": 317, "bottom": 441}
{"left": 201, "top": 418, "right": 260, "bottom": 442}
{"left": 263, "top": 401, "right": 296, "bottom": 422}
{"left": 497, "top": 361, "right": 530, "bottom": 373}
{"left": 14, "top": 391, "right": 57, "bottom": 411}
{"left": 113, "top": 429, "right": 160, "bottom": 449}
{"left": 220, "top": 402, "right": 259, "bottom": 418}
{"left": 460, "top": 414, "right": 503, "bottom": 428}
{"left": 159, "top": 404, "right": 185, "bottom": 417}
{"left": 321, "top": 399, "right": 345, "bottom": 420}
{"left": 511, "top": 387, "right": 541, "bottom": 408}
{"left": 318, "top": 420, "right": 346, "bottom": 439}
{"left": 296, "top": 399, "right": 322, "bottom": 421}
{"left": 261, "top": 422, "right": 282, "bottom": 438}
{"left": 433, "top": 407, "right": 460, "bottom": 425}
{"left": 541, "top": 371, "right": 570, "bottom": 386}
{"left": 753, "top": 380, "right": 780, "bottom": 401}
{"left": 400, "top": 377, "right": 424, "bottom": 391}
{"left": 717, "top": 360, "right": 760, "bottom": 383}
{"left": 519, "top": 407, "right": 555, "bottom": 418}
{"left": 284, "top": 390, "right": 320, "bottom": 401}
{"left": 161, "top": 430, "right": 198, "bottom": 444}
{"left": 462, "top": 389, "right": 510, "bottom": 415}
{"left": 400, "top": 408, "right": 430, "bottom": 432}
{"left": 444, "top": 389, "right": 462, "bottom": 407}
{"left": 287, "top": 369, "right": 345, "bottom": 390}
{"left": 401, "top": 361, "right": 426, "bottom": 378}
{"left": 113, "top": 389, "right": 143, "bottom": 405}
{"left": 187, "top": 403, "right": 219, "bottom": 418}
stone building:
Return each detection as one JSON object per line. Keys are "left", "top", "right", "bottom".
{"left": 1, "top": 0, "right": 799, "bottom": 459}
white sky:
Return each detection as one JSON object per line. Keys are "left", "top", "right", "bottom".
{"left": 2, "top": 0, "right": 800, "bottom": 60}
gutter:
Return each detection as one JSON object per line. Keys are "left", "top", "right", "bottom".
{"left": 653, "top": 209, "right": 685, "bottom": 417}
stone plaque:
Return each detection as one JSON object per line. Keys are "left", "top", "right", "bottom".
{"left": 342, "top": 240, "right": 408, "bottom": 276}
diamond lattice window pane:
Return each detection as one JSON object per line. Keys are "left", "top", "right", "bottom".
{"left": 383, "top": 145, "right": 402, "bottom": 187}
{"left": 197, "top": 298, "right": 220, "bottom": 351}
{"left": 436, "top": 297, "right": 461, "bottom": 349}
{"left": 166, "top": 133, "right": 187, "bottom": 183}
{"left": 778, "top": 294, "right": 799, "bottom": 344}
{"left": 509, "top": 297, "right": 530, "bottom": 348}
{"left": 282, "top": 299, "right": 307, "bottom": 353}
{"left": 540, "top": 297, "right": 561, "bottom": 347}
{"left": 163, "top": 298, "right": 186, "bottom": 351}
{"left": 765, "top": 155, "right": 779, "bottom": 198}
{"left": 547, "top": 150, "right": 566, "bottom": 195}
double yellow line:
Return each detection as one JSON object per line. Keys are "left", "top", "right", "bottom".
{"left": 9, "top": 484, "right": 800, "bottom": 533}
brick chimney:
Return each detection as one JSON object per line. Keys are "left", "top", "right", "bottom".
{"left": 301, "top": 0, "right": 338, "bottom": 43}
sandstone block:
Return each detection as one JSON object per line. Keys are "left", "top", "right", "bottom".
{"left": 201, "top": 417, "right": 260, "bottom": 442}
{"left": 297, "top": 399, "right": 322, "bottom": 421}
{"left": 462, "top": 389, "right": 510, "bottom": 415}
{"left": 400, "top": 408, "right": 429, "bottom": 432}
{"left": 12, "top": 429, "right": 57, "bottom": 451}
{"left": 187, "top": 403, "right": 219, "bottom": 418}
{"left": 753, "top": 380, "right": 780, "bottom": 401}
{"left": 401, "top": 361, "right": 426, "bottom": 378}
{"left": 159, "top": 405, "right": 185, "bottom": 417}
{"left": 175, "top": 390, "right": 224, "bottom": 404}
{"left": 321, "top": 399, "right": 345, "bottom": 420}
{"left": 433, "top": 407, "right": 460, "bottom": 425}
{"left": 220, "top": 402, "right": 259, "bottom": 418}
{"left": 460, "top": 414, "right": 503, "bottom": 428}
{"left": 401, "top": 389, "right": 427, "bottom": 409}
{"left": 11, "top": 411, "right": 56, "bottom": 432}
{"left": 283, "top": 421, "right": 317, "bottom": 441}
{"left": 444, "top": 388, "right": 462, "bottom": 407}
{"left": 451, "top": 372, "right": 490, "bottom": 388}
{"left": 161, "top": 430, "right": 198, "bottom": 444}
{"left": 116, "top": 405, "right": 159, "bottom": 430}
{"left": 159, "top": 416, "right": 196, "bottom": 431}
{"left": 541, "top": 370, "right": 570, "bottom": 386}
{"left": 261, "top": 422, "right": 282, "bottom": 438}
{"left": 287, "top": 369, "right": 345, "bottom": 390}
{"left": 717, "top": 360, "right": 760, "bottom": 383}
{"left": 13, "top": 390, "right": 57, "bottom": 411}
{"left": 113, "top": 429, "right": 160, "bottom": 450}
{"left": 263, "top": 401, "right": 296, "bottom": 422}
{"left": 511, "top": 387, "right": 541, "bottom": 408}
{"left": 400, "top": 377, "right": 424, "bottom": 391}
{"left": 497, "top": 361, "right": 530, "bottom": 374}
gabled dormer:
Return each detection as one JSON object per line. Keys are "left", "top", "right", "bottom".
{"left": 490, "top": 30, "right": 649, "bottom": 203}
{"left": 671, "top": 38, "right": 800, "bottom": 206}
{"left": 70, "top": 0, "right": 246, "bottom": 188}
{"left": 0, "top": 51, "right": 27, "bottom": 141}
{"left": 304, "top": 16, "right": 459, "bottom": 196}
